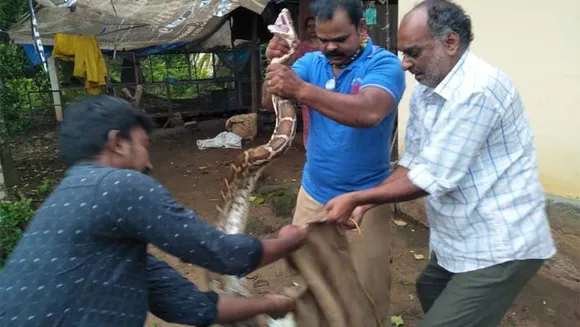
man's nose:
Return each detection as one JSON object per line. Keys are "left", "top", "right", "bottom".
{"left": 325, "top": 42, "right": 338, "bottom": 52}
{"left": 401, "top": 56, "right": 413, "bottom": 71}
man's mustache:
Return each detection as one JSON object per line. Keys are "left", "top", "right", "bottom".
{"left": 324, "top": 50, "right": 345, "bottom": 58}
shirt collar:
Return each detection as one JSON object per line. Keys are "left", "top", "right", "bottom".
{"left": 431, "top": 49, "right": 471, "bottom": 100}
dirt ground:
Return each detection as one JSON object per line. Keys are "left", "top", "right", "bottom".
{"left": 9, "top": 119, "right": 580, "bottom": 327}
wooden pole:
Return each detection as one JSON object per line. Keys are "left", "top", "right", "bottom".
{"left": 387, "top": 1, "right": 399, "bottom": 162}
{"left": 47, "top": 57, "right": 63, "bottom": 122}
{"left": 250, "top": 14, "right": 259, "bottom": 113}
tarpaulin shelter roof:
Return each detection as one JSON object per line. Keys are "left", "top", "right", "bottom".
{"left": 7, "top": 0, "right": 273, "bottom": 51}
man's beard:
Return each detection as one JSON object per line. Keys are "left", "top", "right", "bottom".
{"left": 416, "top": 47, "right": 447, "bottom": 88}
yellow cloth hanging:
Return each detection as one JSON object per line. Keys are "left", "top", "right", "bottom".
{"left": 52, "top": 33, "right": 107, "bottom": 95}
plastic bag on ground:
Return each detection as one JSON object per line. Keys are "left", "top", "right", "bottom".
{"left": 196, "top": 131, "right": 242, "bottom": 150}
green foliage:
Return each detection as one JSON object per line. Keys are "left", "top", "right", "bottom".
{"left": 0, "top": 1, "right": 51, "bottom": 134}
{"left": 253, "top": 185, "right": 299, "bottom": 218}
{"left": 0, "top": 0, "right": 27, "bottom": 29}
{"left": 37, "top": 178, "right": 54, "bottom": 197}
{"left": 0, "top": 42, "right": 50, "bottom": 134}
{"left": 0, "top": 42, "right": 28, "bottom": 78}
{"left": 0, "top": 1, "right": 245, "bottom": 133}
{"left": 138, "top": 52, "right": 229, "bottom": 100}
{"left": 260, "top": 43, "right": 268, "bottom": 80}
{"left": 0, "top": 178, "right": 54, "bottom": 268}
{"left": 391, "top": 315, "right": 405, "bottom": 326}
{"left": 0, "top": 198, "right": 35, "bottom": 267}
{"left": 1, "top": 70, "right": 50, "bottom": 132}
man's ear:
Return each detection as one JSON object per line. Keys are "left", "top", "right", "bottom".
{"left": 106, "top": 129, "right": 129, "bottom": 155}
{"left": 358, "top": 18, "right": 367, "bottom": 37}
{"left": 444, "top": 31, "right": 460, "bottom": 55}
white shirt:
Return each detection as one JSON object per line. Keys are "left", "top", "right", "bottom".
{"left": 398, "top": 50, "right": 556, "bottom": 273}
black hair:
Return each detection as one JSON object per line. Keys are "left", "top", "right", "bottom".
{"left": 58, "top": 95, "right": 154, "bottom": 166}
{"left": 416, "top": 0, "right": 474, "bottom": 51}
{"left": 310, "top": 0, "right": 363, "bottom": 26}
{"left": 304, "top": 16, "right": 315, "bottom": 28}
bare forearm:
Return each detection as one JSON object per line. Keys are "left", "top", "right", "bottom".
{"left": 381, "top": 165, "right": 410, "bottom": 185}
{"left": 255, "top": 235, "right": 304, "bottom": 270}
{"left": 261, "top": 82, "right": 274, "bottom": 111}
{"left": 296, "top": 83, "right": 390, "bottom": 128}
{"left": 355, "top": 166, "right": 410, "bottom": 211}
{"left": 352, "top": 172, "right": 428, "bottom": 206}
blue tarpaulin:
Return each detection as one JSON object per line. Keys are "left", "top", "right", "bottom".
{"left": 23, "top": 44, "right": 53, "bottom": 67}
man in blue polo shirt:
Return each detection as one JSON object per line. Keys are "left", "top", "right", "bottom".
{"left": 261, "top": 0, "right": 405, "bottom": 324}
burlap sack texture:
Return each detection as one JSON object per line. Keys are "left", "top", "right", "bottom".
{"left": 226, "top": 113, "right": 258, "bottom": 140}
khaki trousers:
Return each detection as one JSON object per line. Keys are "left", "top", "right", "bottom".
{"left": 286, "top": 187, "right": 393, "bottom": 327}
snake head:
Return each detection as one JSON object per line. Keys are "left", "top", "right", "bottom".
{"left": 267, "top": 8, "right": 297, "bottom": 49}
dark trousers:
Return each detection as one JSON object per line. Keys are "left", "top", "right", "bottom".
{"left": 416, "top": 253, "right": 544, "bottom": 327}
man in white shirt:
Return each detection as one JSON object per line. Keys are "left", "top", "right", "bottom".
{"left": 323, "top": 0, "right": 557, "bottom": 326}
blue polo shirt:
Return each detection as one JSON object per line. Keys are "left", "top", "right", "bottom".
{"left": 292, "top": 38, "right": 406, "bottom": 205}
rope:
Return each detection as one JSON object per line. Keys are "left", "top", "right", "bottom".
{"left": 363, "top": 285, "right": 385, "bottom": 327}
{"left": 349, "top": 218, "right": 364, "bottom": 241}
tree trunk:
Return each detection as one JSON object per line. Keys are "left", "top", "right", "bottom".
{"left": 0, "top": 77, "right": 21, "bottom": 200}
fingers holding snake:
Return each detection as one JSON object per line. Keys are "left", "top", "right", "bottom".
{"left": 265, "top": 64, "right": 305, "bottom": 99}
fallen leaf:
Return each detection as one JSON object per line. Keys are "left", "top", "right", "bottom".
{"left": 392, "top": 219, "right": 408, "bottom": 227}
{"left": 408, "top": 294, "right": 414, "bottom": 300}
{"left": 251, "top": 196, "right": 266, "bottom": 205}
{"left": 391, "top": 315, "right": 404, "bottom": 326}
{"left": 198, "top": 166, "right": 208, "bottom": 170}
{"left": 413, "top": 253, "right": 425, "bottom": 260}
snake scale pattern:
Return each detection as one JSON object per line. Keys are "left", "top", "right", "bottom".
{"left": 205, "top": 9, "right": 300, "bottom": 327}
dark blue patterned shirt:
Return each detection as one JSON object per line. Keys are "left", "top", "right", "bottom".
{"left": 0, "top": 163, "right": 263, "bottom": 326}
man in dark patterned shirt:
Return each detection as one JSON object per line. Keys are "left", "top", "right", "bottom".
{"left": 0, "top": 95, "right": 308, "bottom": 326}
